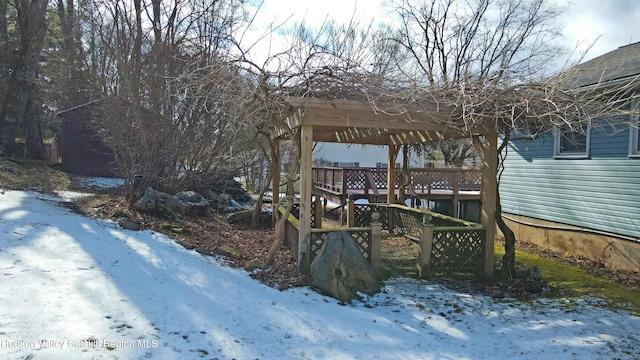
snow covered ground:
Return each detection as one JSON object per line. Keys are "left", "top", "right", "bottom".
{"left": 0, "top": 190, "right": 639, "bottom": 360}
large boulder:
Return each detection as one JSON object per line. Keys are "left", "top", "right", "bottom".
{"left": 175, "top": 191, "right": 209, "bottom": 216}
{"left": 209, "top": 190, "right": 251, "bottom": 212}
{"left": 136, "top": 188, "right": 208, "bottom": 217}
{"left": 209, "top": 190, "right": 230, "bottom": 208}
{"left": 311, "top": 231, "right": 380, "bottom": 302}
{"left": 136, "top": 187, "right": 179, "bottom": 216}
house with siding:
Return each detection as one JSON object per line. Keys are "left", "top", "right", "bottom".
{"left": 500, "top": 42, "right": 640, "bottom": 272}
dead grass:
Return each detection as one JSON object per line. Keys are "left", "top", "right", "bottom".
{"left": 0, "top": 157, "right": 71, "bottom": 192}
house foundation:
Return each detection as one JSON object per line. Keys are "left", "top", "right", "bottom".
{"left": 502, "top": 212, "right": 640, "bottom": 273}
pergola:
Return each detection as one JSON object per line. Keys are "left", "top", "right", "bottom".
{"left": 270, "top": 96, "right": 498, "bottom": 278}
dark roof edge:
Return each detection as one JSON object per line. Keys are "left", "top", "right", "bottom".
{"left": 576, "top": 73, "right": 640, "bottom": 91}
{"left": 56, "top": 98, "right": 106, "bottom": 116}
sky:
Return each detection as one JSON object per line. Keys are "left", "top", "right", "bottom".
{"left": 562, "top": 0, "right": 640, "bottom": 61}
{"left": 1, "top": 188, "right": 639, "bottom": 359}
{"left": 243, "top": 0, "right": 640, "bottom": 67}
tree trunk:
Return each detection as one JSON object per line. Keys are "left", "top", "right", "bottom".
{"left": 0, "top": 0, "right": 47, "bottom": 156}
{"left": 265, "top": 196, "right": 294, "bottom": 267}
{"left": 0, "top": 0, "right": 8, "bottom": 100}
{"left": 496, "top": 134, "right": 516, "bottom": 278}
{"left": 0, "top": 71, "right": 33, "bottom": 154}
{"left": 24, "top": 94, "right": 44, "bottom": 159}
{"left": 398, "top": 144, "right": 410, "bottom": 204}
{"left": 496, "top": 189, "right": 516, "bottom": 277}
{"left": 57, "top": 0, "right": 90, "bottom": 108}
{"left": 251, "top": 169, "right": 272, "bottom": 228}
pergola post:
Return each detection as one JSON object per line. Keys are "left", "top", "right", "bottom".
{"left": 299, "top": 125, "right": 313, "bottom": 274}
{"left": 370, "top": 214, "right": 382, "bottom": 277}
{"left": 346, "top": 195, "right": 355, "bottom": 227}
{"left": 480, "top": 133, "right": 497, "bottom": 278}
{"left": 417, "top": 218, "right": 434, "bottom": 279}
{"left": 387, "top": 145, "right": 400, "bottom": 229}
{"left": 387, "top": 145, "right": 400, "bottom": 204}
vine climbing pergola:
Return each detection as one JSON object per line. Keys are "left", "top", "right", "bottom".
{"left": 269, "top": 96, "right": 499, "bottom": 278}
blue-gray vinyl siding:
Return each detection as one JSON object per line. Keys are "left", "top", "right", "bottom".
{"left": 501, "top": 128, "right": 640, "bottom": 241}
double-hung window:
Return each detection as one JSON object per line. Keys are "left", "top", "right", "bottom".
{"left": 554, "top": 121, "right": 590, "bottom": 158}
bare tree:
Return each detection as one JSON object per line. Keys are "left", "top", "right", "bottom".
{"left": 421, "top": 139, "right": 478, "bottom": 167}
{"left": 75, "top": 0, "right": 258, "bottom": 203}
{"left": 0, "top": 0, "right": 48, "bottom": 158}
{"left": 0, "top": 0, "right": 8, "bottom": 103}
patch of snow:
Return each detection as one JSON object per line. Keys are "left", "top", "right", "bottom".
{"left": 52, "top": 191, "right": 94, "bottom": 201}
{"left": 74, "top": 176, "right": 124, "bottom": 189}
{"left": 0, "top": 190, "right": 638, "bottom": 359}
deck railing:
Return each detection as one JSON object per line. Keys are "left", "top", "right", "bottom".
{"left": 312, "top": 166, "right": 481, "bottom": 197}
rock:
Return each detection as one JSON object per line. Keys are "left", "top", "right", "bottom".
{"left": 136, "top": 187, "right": 179, "bottom": 216}
{"left": 208, "top": 191, "right": 225, "bottom": 205}
{"left": 228, "top": 199, "right": 246, "bottom": 210}
{"left": 310, "top": 231, "right": 380, "bottom": 302}
{"left": 514, "top": 264, "right": 530, "bottom": 278}
{"left": 524, "top": 266, "right": 544, "bottom": 293}
{"left": 175, "top": 191, "right": 209, "bottom": 216}
{"left": 118, "top": 218, "right": 141, "bottom": 231}
{"left": 209, "top": 191, "right": 233, "bottom": 209}
{"left": 137, "top": 187, "right": 208, "bottom": 217}
{"left": 227, "top": 210, "right": 253, "bottom": 224}
{"left": 226, "top": 209, "right": 272, "bottom": 227}
{"left": 210, "top": 190, "right": 251, "bottom": 212}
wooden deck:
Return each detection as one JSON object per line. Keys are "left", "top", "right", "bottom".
{"left": 313, "top": 166, "right": 481, "bottom": 212}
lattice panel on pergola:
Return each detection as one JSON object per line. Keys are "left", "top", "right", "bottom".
{"left": 353, "top": 204, "right": 390, "bottom": 230}
{"left": 309, "top": 230, "right": 372, "bottom": 263}
{"left": 393, "top": 210, "right": 422, "bottom": 240}
{"left": 290, "top": 202, "right": 317, "bottom": 228}
{"left": 284, "top": 220, "right": 299, "bottom": 252}
{"left": 430, "top": 229, "right": 485, "bottom": 272}
{"left": 354, "top": 204, "right": 373, "bottom": 227}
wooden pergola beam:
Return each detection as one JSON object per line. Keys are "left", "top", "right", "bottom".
{"left": 274, "top": 97, "right": 495, "bottom": 144}
{"left": 296, "top": 113, "right": 460, "bottom": 132}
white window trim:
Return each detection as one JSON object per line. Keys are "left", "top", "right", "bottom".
{"left": 629, "top": 100, "right": 640, "bottom": 157}
{"left": 553, "top": 122, "right": 591, "bottom": 159}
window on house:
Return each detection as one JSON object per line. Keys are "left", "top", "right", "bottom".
{"left": 554, "top": 122, "right": 590, "bottom": 158}
{"left": 630, "top": 125, "right": 640, "bottom": 156}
